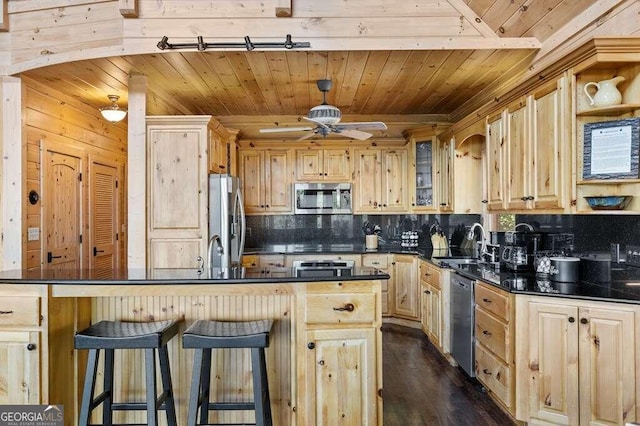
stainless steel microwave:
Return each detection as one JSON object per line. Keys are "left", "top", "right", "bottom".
{"left": 294, "top": 183, "right": 352, "bottom": 214}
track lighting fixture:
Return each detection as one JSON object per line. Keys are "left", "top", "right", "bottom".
{"left": 156, "top": 34, "right": 311, "bottom": 52}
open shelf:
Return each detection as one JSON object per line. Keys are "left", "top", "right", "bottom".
{"left": 576, "top": 103, "right": 640, "bottom": 116}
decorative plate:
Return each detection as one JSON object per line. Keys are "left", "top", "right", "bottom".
{"left": 584, "top": 195, "right": 633, "bottom": 210}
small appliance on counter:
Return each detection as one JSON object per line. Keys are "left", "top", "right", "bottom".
{"left": 501, "top": 231, "right": 543, "bottom": 271}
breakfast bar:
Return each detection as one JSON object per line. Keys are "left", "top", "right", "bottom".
{"left": 0, "top": 267, "right": 388, "bottom": 426}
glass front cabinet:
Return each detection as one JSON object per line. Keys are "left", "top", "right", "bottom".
{"left": 411, "top": 139, "right": 436, "bottom": 211}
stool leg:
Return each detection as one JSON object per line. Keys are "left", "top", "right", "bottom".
{"left": 251, "top": 348, "right": 272, "bottom": 426}
{"left": 145, "top": 348, "right": 159, "bottom": 426}
{"left": 187, "top": 349, "right": 204, "bottom": 426}
{"left": 199, "top": 348, "right": 213, "bottom": 425}
{"left": 158, "top": 344, "right": 177, "bottom": 426}
{"left": 102, "top": 349, "right": 115, "bottom": 426}
{"left": 79, "top": 349, "right": 100, "bottom": 426}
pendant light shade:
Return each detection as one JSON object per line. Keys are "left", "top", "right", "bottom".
{"left": 100, "top": 95, "right": 127, "bottom": 123}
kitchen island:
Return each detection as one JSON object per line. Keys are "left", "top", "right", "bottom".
{"left": 0, "top": 267, "right": 388, "bottom": 426}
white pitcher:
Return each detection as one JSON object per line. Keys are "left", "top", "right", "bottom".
{"left": 584, "top": 76, "right": 625, "bottom": 107}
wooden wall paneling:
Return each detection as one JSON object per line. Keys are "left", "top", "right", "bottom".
{"left": 335, "top": 51, "right": 368, "bottom": 112}
{"left": 285, "top": 51, "right": 311, "bottom": 115}
{"left": 246, "top": 53, "right": 285, "bottom": 116}
{"left": 119, "top": 0, "right": 138, "bottom": 18}
{"left": 92, "top": 294, "right": 294, "bottom": 425}
{"left": 264, "top": 52, "right": 297, "bottom": 113}
{"left": 364, "top": 51, "right": 411, "bottom": 113}
{"left": 275, "top": 0, "right": 292, "bottom": 17}
{"left": 221, "top": 52, "right": 269, "bottom": 115}
{"left": 381, "top": 51, "right": 433, "bottom": 114}
{"left": 350, "top": 51, "right": 391, "bottom": 113}
{"left": 324, "top": 51, "right": 348, "bottom": 103}
{"left": 400, "top": 50, "right": 459, "bottom": 113}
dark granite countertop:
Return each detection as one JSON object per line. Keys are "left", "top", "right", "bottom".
{"left": 0, "top": 267, "right": 389, "bottom": 285}
{"left": 245, "top": 243, "right": 429, "bottom": 256}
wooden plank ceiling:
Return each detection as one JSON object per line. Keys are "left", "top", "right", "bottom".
{"left": 20, "top": 0, "right": 600, "bottom": 140}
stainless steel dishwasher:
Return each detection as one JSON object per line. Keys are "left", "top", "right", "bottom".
{"left": 450, "top": 272, "right": 476, "bottom": 377}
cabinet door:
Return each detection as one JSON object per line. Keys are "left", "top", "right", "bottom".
{"left": 239, "top": 150, "right": 265, "bottom": 213}
{"left": 323, "top": 149, "right": 351, "bottom": 181}
{"left": 578, "top": 307, "right": 636, "bottom": 425}
{"left": 438, "top": 140, "right": 454, "bottom": 212}
{"left": 264, "top": 150, "right": 292, "bottom": 212}
{"left": 505, "top": 101, "right": 529, "bottom": 210}
{"left": 527, "top": 301, "right": 579, "bottom": 425}
{"left": 296, "top": 149, "right": 323, "bottom": 181}
{"left": 353, "top": 149, "right": 382, "bottom": 213}
{"left": 412, "top": 140, "right": 435, "bottom": 211}
{"left": 530, "top": 78, "right": 567, "bottom": 210}
{"left": 381, "top": 149, "right": 408, "bottom": 212}
{"left": 0, "top": 331, "right": 39, "bottom": 404}
{"left": 421, "top": 284, "right": 431, "bottom": 335}
{"left": 429, "top": 285, "right": 442, "bottom": 347}
{"left": 393, "top": 255, "right": 419, "bottom": 319}
{"left": 486, "top": 114, "right": 506, "bottom": 210}
{"left": 303, "top": 328, "right": 377, "bottom": 426}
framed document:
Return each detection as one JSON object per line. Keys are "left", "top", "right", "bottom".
{"left": 583, "top": 117, "right": 640, "bottom": 180}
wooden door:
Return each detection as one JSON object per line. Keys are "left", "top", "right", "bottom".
{"left": 323, "top": 149, "right": 351, "bottom": 181}
{"left": 393, "top": 255, "right": 418, "bottom": 319}
{"left": 381, "top": 149, "right": 408, "bottom": 212}
{"left": 303, "top": 328, "right": 376, "bottom": 426}
{"left": 296, "top": 149, "right": 323, "bottom": 181}
{"left": 578, "top": 307, "right": 636, "bottom": 426}
{"left": 264, "top": 150, "right": 292, "bottom": 212}
{"left": 90, "top": 162, "right": 118, "bottom": 273}
{"left": 0, "top": 331, "right": 40, "bottom": 404}
{"left": 531, "top": 78, "right": 567, "bottom": 210}
{"left": 353, "top": 149, "right": 381, "bottom": 213}
{"left": 505, "top": 101, "right": 529, "bottom": 210}
{"left": 239, "top": 150, "right": 265, "bottom": 213}
{"left": 527, "top": 301, "right": 579, "bottom": 425}
{"left": 43, "top": 149, "right": 82, "bottom": 272}
{"left": 486, "top": 113, "right": 506, "bottom": 211}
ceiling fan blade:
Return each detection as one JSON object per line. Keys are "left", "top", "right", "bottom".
{"left": 336, "top": 121, "right": 388, "bottom": 130}
{"left": 303, "top": 116, "right": 330, "bottom": 129}
{"left": 259, "top": 126, "right": 314, "bottom": 133}
{"left": 337, "top": 129, "right": 372, "bottom": 140}
{"left": 296, "top": 131, "right": 318, "bottom": 141}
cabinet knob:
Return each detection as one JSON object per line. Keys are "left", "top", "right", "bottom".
{"left": 481, "top": 200, "right": 488, "bottom": 204}
{"left": 333, "top": 303, "right": 355, "bottom": 312}
{"left": 266, "top": 205, "right": 270, "bottom": 208}
{"left": 520, "top": 196, "right": 527, "bottom": 201}
{"left": 580, "top": 318, "right": 588, "bottom": 324}
{"left": 307, "top": 342, "right": 315, "bottom": 350}
{"left": 411, "top": 203, "right": 415, "bottom": 206}
{"left": 27, "top": 343, "right": 37, "bottom": 351}
{"left": 482, "top": 330, "right": 492, "bottom": 336}
{"left": 527, "top": 196, "right": 535, "bottom": 200}
{"left": 324, "top": 173, "right": 327, "bottom": 176}
{"left": 482, "top": 368, "right": 492, "bottom": 376}
{"left": 568, "top": 316, "right": 575, "bottom": 323}
{"left": 482, "top": 298, "right": 492, "bottom": 303}
{"left": 424, "top": 290, "right": 431, "bottom": 294}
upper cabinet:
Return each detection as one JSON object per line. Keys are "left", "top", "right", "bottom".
{"left": 484, "top": 76, "right": 571, "bottom": 212}
{"left": 295, "top": 148, "right": 351, "bottom": 182}
{"left": 353, "top": 147, "right": 409, "bottom": 213}
{"left": 410, "top": 139, "right": 436, "bottom": 211}
{"left": 238, "top": 147, "right": 293, "bottom": 214}
{"left": 573, "top": 57, "right": 640, "bottom": 213}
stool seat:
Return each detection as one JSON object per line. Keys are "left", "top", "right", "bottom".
{"left": 183, "top": 319, "right": 273, "bottom": 348}
{"left": 75, "top": 319, "right": 179, "bottom": 349}
{"left": 183, "top": 319, "right": 274, "bottom": 426}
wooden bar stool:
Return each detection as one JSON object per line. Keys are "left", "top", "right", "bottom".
{"left": 74, "top": 319, "right": 179, "bottom": 426}
{"left": 182, "top": 319, "right": 274, "bottom": 426}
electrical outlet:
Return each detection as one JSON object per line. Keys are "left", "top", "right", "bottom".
{"left": 27, "top": 227, "right": 40, "bottom": 241}
{"left": 246, "top": 227, "right": 252, "bottom": 238}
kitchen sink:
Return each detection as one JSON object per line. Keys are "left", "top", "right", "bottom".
{"left": 431, "top": 256, "right": 479, "bottom": 267}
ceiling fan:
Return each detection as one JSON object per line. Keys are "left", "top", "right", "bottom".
{"left": 259, "top": 79, "right": 388, "bottom": 140}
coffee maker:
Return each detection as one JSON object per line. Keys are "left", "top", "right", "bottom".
{"left": 502, "top": 231, "right": 543, "bottom": 271}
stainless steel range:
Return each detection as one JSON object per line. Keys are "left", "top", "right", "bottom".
{"left": 292, "top": 260, "right": 355, "bottom": 278}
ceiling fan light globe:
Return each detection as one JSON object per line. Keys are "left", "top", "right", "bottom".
{"left": 308, "top": 104, "right": 341, "bottom": 125}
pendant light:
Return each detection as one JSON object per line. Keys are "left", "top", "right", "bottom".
{"left": 100, "top": 95, "right": 127, "bottom": 123}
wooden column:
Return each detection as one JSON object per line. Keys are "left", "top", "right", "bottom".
{"left": 127, "top": 74, "right": 147, "bottom": 269}
{"left": 1, "top": 76, "right": 23, "bottom": 270}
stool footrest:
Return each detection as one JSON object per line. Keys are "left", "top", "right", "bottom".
{"left": 90, "top": 390, "right": 111, "bottom": 410}
{"left": 111, "top": 390, "right": 172, "bottom": 411}
{"left": 207, "top": 402, "right": 256, "bottom": 411}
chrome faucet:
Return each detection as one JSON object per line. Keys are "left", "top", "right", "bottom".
{"left": 467, "top": 223, "right": 489, "bottom": 259}
{"left": 514, "top": 222, "right": 534, "bottom": 232}
{"left": 207, "top": 235, "right": 223, "bottom": 269}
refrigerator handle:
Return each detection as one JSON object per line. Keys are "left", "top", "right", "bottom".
{"left": 236, "top": 188, "right": 246, "bottom": 262}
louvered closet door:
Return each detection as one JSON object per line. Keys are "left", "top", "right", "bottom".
{"left": 91, "top": 162, "right": 118, "bottom": 273}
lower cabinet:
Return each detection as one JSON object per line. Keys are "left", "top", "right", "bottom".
{"left": 515, "top": 295, "right": 640, "bottom": 425}
{"left": 0, "top": 331, "right": 40, "bottom": 404}
{"left": 420, "top": 260, "right": 442, "bottom": 349}
{"left": 393, "top": 255, "right": 419, "bottom": 320}
{"left": 362, "top": 254, "right": 393, "bottom": 316}
{"left": 297, "top": 282, "right": 382, "bottom": 426}
{"left": 474, "top": 282, "right": 515, "bottom": 414}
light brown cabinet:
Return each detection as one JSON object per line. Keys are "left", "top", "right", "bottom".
{"left": 146, "top": 116, "right": 211, "bottom": 268}
{"left": 410, "top": 139, "right": 436, "bottom": 211}
{"left": 436, "top": 139, "right": 454, "bottom": 212}
{"left": 295, "top": 148, "right": 351, "bottom": 182}
{"left": 516, "top": 296, "right": 639, "bottom": 425}
{"left": 392, "top": 254, "right": 419, "bottom": 320}
{"left": 0, "top": 330, "right": 40, "bottom": 404}
{"left": 420, "top": 260, "right": 442, "bottom": 348}
{"left": 474, "top": 282, "right": 515, "bottom": 414}
{"left": 363, "top": 254, "right": 393, "bottom": 316}
{"left": 353, "top": 148, "right": 409, "bottom": 213}
{"left": 238, "top": 148, "right": 293, "bottom": 214}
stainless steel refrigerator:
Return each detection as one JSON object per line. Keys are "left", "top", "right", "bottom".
{"left": 208, "top": 174, "right": 246, "bottom": 268}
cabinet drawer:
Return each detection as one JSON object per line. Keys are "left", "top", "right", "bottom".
{"left": 0, "top": 297, "right": 40, "bottom": 326}
{"left": 259, "top": 254, "right": 285, "bottom": 267}
{"left": 305, "top": 294, "right": 376, "bottom": 324}
{"left": 475, "top": 283, "right": 509, "bottom": 321}
{"left": 241, "top": 254, "right": 259, "bottom": 267}
{"left": 420, "top": 262, "right": 440, "bottom": 289}
{"left": 475, "top": 307, "right": 509, "bottom": 363}
{"left": 475, "top": 343, "right": 511, "bottom": 409}
{"left": 362, "top": 254, "right": 388, "bottom": 268}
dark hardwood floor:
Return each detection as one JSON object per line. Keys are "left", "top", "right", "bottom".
{"left": 382, "top": 324, "right": 515, "bottom": 426}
